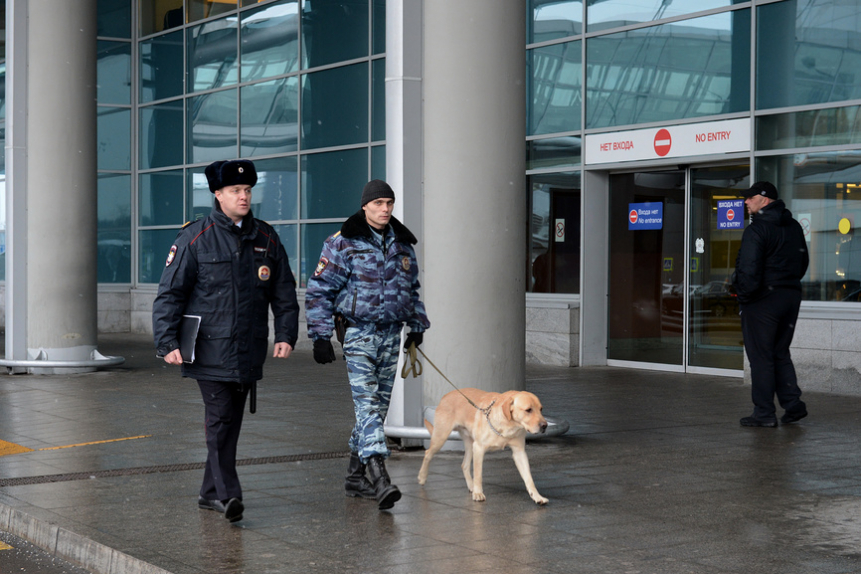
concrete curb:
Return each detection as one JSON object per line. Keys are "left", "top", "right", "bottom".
{"left": 0, "top": 503, "right": 172, "bottom": 574}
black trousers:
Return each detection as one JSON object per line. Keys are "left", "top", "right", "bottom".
{"left": 740, "top": 288, "right": 806, "bottom": 421}
{"left": 197, "top": 379, "right": 249, "bottom": 502}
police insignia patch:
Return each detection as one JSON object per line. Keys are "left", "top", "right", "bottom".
{"left": 258, "top": 265, "right": 271, "bottom": 281}
{"left": 402, "top": 256, "right": 410, "bottom": 271}
{"left": 314, "top": 256, "right": 329, "bottom": 277}
{"left": 166, "top": 245, "right": 177, "bottom": 267}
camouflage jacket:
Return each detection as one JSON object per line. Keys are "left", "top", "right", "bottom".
{"left": 305, "top": 211, "right": 430, "bottom": 341}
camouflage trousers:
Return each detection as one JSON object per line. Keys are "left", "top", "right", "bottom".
{"left": 344, "top": 322, "right": 402, "bottom": 463}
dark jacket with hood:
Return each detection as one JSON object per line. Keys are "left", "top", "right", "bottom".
{"left": 305, "top": 210, "right": 430, "bottom": 341}
{"left": 732, "top": 199, "right": 809, "bottom": 305}
{"left": 152, "top": 205, "right": 299, "bottom": 383}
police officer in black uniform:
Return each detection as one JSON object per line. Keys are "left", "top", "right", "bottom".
{"left": 153, "top": 159, "right": 299, "bottom": 522}
{"left": 733, "top": 181, "right": 809, "bottom": 428}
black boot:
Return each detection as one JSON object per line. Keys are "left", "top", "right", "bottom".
{"left": 344, "top": 452, "right": 376, "bottom": 499}
{"left": 366, "top": 455, "right": 401, "bottom": 510}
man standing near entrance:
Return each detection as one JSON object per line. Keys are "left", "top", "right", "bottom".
{"left": 732, "top": 181, "right": 809, "bottom": 428}
{"left": 305, "top": 179, "right": 430, "bottom": 510}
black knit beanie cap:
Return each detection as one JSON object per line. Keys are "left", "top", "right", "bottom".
{"left": 361, "top": 179, "right": 395, "bottom": 206}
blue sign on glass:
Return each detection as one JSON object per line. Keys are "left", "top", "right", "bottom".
{"left": 628, "top": 202, "right": 663, "bottom": 230}
{"left": 717, "top": 199, "right": 745, "bottom": 230}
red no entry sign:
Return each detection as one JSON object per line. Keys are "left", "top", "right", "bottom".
{"left": 727, "top": 208, "right": 735, "bottom": 221}
{"left": 654, "top": 128, "right": 672, "bottom": 157}
{"left": 629, "top": 209, "right": 638, "bottom": 224}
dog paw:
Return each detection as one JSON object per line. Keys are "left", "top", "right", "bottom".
{"left": 472, "top": 492, "right": 486, "bottom": 502}
{"left": 417, "top": 474, "right": 426, "bottom": 485}
{"left": 531, "top": 494, "right": 549, "bottom": 505}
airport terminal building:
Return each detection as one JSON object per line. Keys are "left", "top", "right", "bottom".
{"left": 2, "top": 0, "right": 861, "bottom": 400}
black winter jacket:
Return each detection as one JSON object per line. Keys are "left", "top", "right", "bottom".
{"left": 152, "top": 206, "right": 299, "bottom": 383}
{"left": 732, "top": 199, "right": 809, "bottom": 305}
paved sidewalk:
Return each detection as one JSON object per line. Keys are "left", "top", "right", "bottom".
{"left": 2, "top": 333, "right": 861, "bottom": 574}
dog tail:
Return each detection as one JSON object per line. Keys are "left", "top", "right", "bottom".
{"left": 424, "top": 419, "right": 434, "bottom": 434}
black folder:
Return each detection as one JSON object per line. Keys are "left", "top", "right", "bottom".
{"left": 178, "top": 315, "right": 201, "bottom": 363}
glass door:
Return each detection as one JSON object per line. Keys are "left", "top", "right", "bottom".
{"left": 608, "top": 170, "right": 686, "bottom": 368}
{"left": 608, "top": 165, "right": 748, "bottom": 373}
{"left": 688, "top": 165, "right": 749, "bottom": 372}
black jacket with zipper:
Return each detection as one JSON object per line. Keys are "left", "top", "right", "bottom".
{"left": 732, "top": 199, "right": 809, "bottom": 305}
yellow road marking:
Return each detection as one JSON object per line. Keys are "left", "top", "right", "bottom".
{"left": 0, "top": 541, "right": 12, "bottom": 550}
{"left": 37, "top": 435, "right": 152, "bottom": 451}
{"left": 0, "top": 440, "right": 33, "bottom": 456}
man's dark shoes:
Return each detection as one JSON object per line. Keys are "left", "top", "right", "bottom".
{"left": 366, "top": 455, "right": 401, "bottom": 510}
{"left": 198, "top": 496, "right": 244, "bottom": 522}
{"left": 224, "top": 498, "right": 244, "bottom": 522}
{"left": 345, "top": 452, "right": 376, "bottom": 499}
{"left": 740, "top": 416, "right": 778, "bottom": 428}
{"left": 781, "top": 410, "right": 808, "bottom": 424}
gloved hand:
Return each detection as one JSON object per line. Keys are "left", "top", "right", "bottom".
{"left": 404, "top": 331, "right": 423, "bottom": 352}
{"left": 313, "top": 338, "right": 336, "bottom": 364}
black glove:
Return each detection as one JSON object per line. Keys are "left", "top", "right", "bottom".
{"left": 404, "top": 331, "right": 423, "bottom": 351}
{"left": 313, "top": 338, "right": 336, "bottom": 364}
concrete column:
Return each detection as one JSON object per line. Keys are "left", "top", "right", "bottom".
{"left": 25, "top": 1, "right": 99, "bottom": 372}
{"left": 385, "top": 0, "right": 425, "bottom": 436}
{"left": 422, "top": 0, "right": 526, "bottom": 406}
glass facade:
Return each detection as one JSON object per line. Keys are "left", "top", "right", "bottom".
{"left": 526, "top": 0, "right": 861, "bottom": 306}
{"left": 132, "top": 0, "right": 385, "bottom": 288}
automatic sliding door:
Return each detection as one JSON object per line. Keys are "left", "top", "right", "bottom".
{"left": 608, "top": 171, "right": 685, "bottom": 367}
{"left": 687, "top": 166, "right": 748, "bottom": 371}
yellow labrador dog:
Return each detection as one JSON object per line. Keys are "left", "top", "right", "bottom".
{"left": 417, "top": 388, "right": 549, "bottom": 505}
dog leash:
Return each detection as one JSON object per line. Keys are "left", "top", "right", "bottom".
{"left": 401, "top": 343, "right": 503, "bottom": 437}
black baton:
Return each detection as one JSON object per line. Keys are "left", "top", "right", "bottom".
{"left": 250, "top": 381, "right": 257, "bottom": 414}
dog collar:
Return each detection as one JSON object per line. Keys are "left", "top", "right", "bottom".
{"left": 483, "top": 400, "right": 504, "bottom": 437}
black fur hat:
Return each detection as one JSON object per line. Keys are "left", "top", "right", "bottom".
{"left": 205, "top": 159, "right": 258, "bottom": 193}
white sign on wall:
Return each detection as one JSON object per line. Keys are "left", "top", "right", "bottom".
{"left": 585, "top": 118, "right": 751, "bottom": 165}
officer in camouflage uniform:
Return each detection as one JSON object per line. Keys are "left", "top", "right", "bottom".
{"left": 305, "top": 180, "right": 430, "bottom": 510}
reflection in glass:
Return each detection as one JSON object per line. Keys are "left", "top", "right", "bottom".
{"left": 240, "top": 1, "right": 300, "bottom": 83}
{"left": 372, "top": 59, "right": 385, "bottom": 142}
{"left": 98, "top": 108, "right": 131, "bottom": 170}
{"left": 188, "top": 89, "right": 238, "bottom": 165}
{"left": 98, "top": 174, "right": 132, "bottom": 283}
{"left": 303, "top": 0, "right": 369, "bottom": 68}
{"left": 757, "top": 1, "right": 861, "bottom": 110}
{"left": 301, "top": 63, "right": 368, "bottom": 150}
{"left": 302, "top": 148, "right": 368, "bottom": 219}
{"left": 140, "top": 31, "right": 183, "bottom": 104}
{"left": 757, "top": 106, "right": 861, "bottom": 151}
{"left": 528, "top": 40, "right": 581, "bottom": 136}
{"left": 759, "top": 154, "right": 861, "bottom": 303}
{"left": 527, "top": 136, "right": 581, "bottom": 170}
{"left": 188, "top": 18, "right": 238, "bottom": 94}
{"left": 140, "top": 101, "right": 184, "bottom": 169}
{"left": 528, "top": 172, "right": 580, "bottom": 294}
{"left": 272, "top": 224, "right": 298, "bottom": 281}
{"left": 301, "top": 222, "right": 342, "bottom": 287}
{"left": 139, "top": 229, "right": 180, "bottom": 283}
{"left": 587, "top": 0, "right": 732, "bottom": 32}
{"left": 139, "top": 170, "right": 184, "bottom": 226}
{"left": 687, "top": 165, "right": 748, "bottom": 371}
{"left": 240, "top": 78, "right": 299, "bottom": 157}
{"left": 586, "top": 10, "right": 750, "bottom": 129}
{"left": 97, "top": 41, "right": 131, "bottom": 105}
{"left": 371, "top": 145, "right": 385, "bottom": 181}
{"left": 98, "top": 0, "right": 132, "bottom": 39}
{"left": 187, "top": 166, "right": 212, "bottom": 222}
{"left": 372, "top": 0, "right": 385, "bottom": 55}
{"left": 140, "top": 0, "right": 182, "bottom": 36}
{"left": 251, "top": 156, "right": 298, "bottom": 222}
{"left": 607, "top": 171, "right": 685, "bottom": 365}
{"left": 188, "top": 0, "right": 236, "bottom": 23}
{"left": 528, "top": 0, "right": 582, "bottom": 44}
